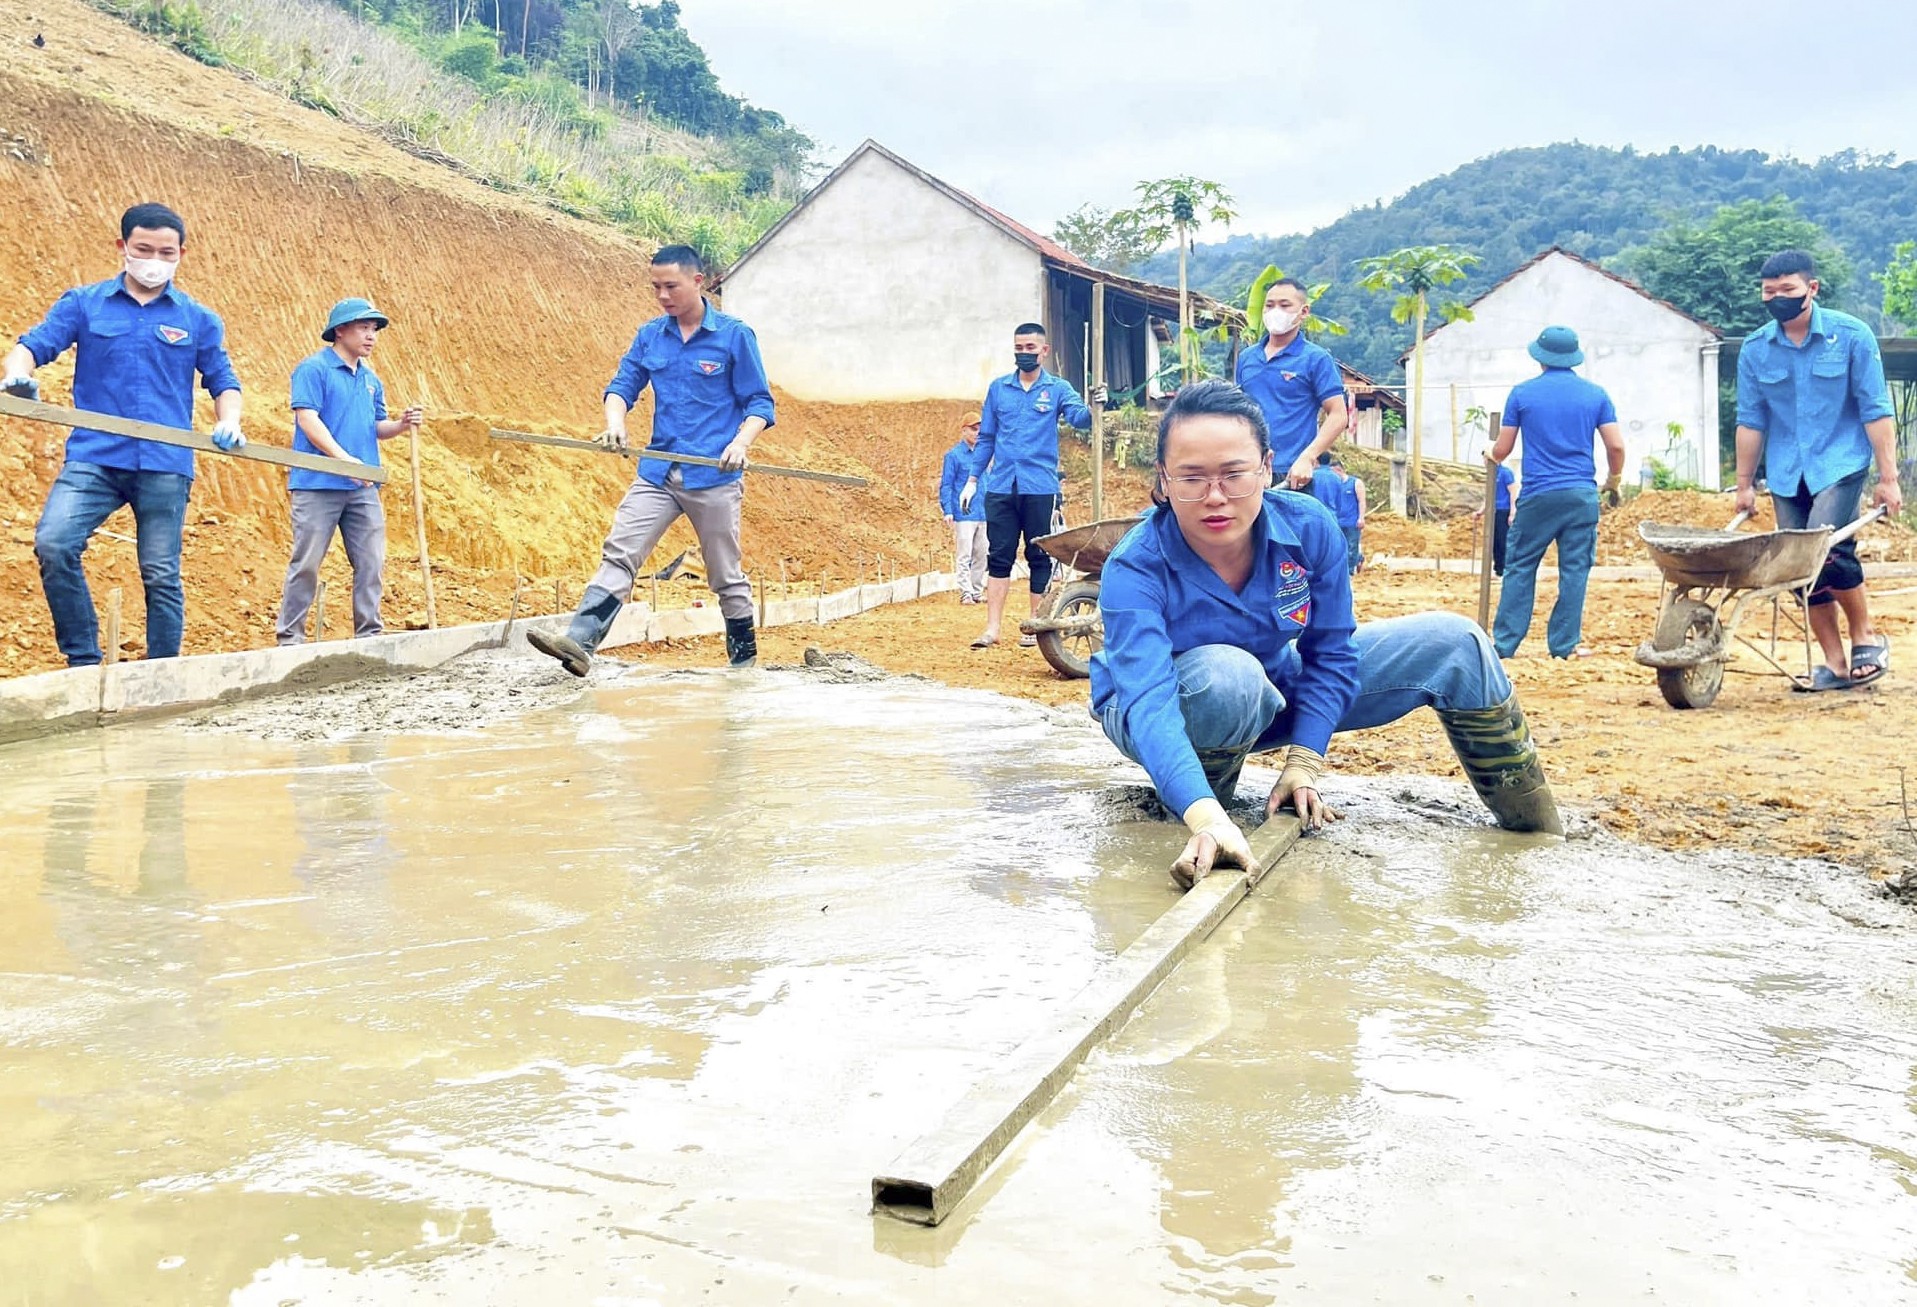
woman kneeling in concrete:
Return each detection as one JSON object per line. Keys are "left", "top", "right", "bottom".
{"left": 1091, "top": 380, "right": 1561, "bottom": 889}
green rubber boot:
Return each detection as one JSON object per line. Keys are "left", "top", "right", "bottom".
{"left": 1437, "top": 694, "right": 1563, "bottom": 835}
{"left": 1195, "top": 744, "right": 1253, "bottom": 803}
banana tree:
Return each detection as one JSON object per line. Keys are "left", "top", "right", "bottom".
{"left": 1354, "top": 245, "right": 1479, "bottom": 511}
{"left": 1244, "top": 264, "right": 1347, "bottom": 338}
{"left": 1116, "top": 177, "right": 1236, "bottom": 382}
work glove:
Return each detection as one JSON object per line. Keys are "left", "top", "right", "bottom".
{"left": 1601, "top": 473, "right": 1622, "bottom": 510}
{"left": 719, "top": 433, "right": 753, "bottom": 471}
{"left": 1265, "top": 744, "right": 1338, "bottom": 830}
{"left": 1089, "top": 383, "right": 1109, "bottom": 405}
{"left": 1, "top": 371, "right": 38, "bottom": 400}
{"left": 959, "top": 477, "right": 977, "bottom": 513}
{"left": 210, "top": 418, "right": 246, "bottom": 451}
{"left": 1172, "top": 796, "right": 1259, "bottom": 890}
{"left": 593, "top": 427, "right": 629, "bottom": 453}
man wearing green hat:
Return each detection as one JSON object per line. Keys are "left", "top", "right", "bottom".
{"left": 1488, "top": 325, "right": 1625, "bottom": 659}
{"left": 275, "top": 297, "right": 421, "bottom": 644}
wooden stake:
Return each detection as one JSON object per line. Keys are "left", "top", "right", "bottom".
{"left": 757, "top": 572, "right": 766, "bottom": 626}
{"left": 1476, "top": 410, "right": 1502, "bottom": 633}
{"left": 103, "top": 588, "right": 122, "bottom": 666}
{"left": 650, "top": 570, "right": 659, "bottom": 612}
{"left": 780, "top": 559, "right": 788, "bottom": 601}
{"left": 1449, "top": 382, "right": 1460, "bottom": 463}
{"left": 311, "top": 580, "right": 328, "bottom": 643}
{"left": 1090, "top": 280, "right": 1106, "bottom": 523}
{"left": 410, "top": 426, "right": 437, "bottom": 629}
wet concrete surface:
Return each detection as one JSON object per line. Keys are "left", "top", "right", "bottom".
{"left": 1, "top": 660, "right": 1914, "bottom": 1304}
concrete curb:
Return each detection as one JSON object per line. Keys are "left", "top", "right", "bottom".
{"left": 0, "top": 570, "right": 961, "bottom": 743}
{"left": 1370, "top": 556, "right": 1917, "bottom": 582}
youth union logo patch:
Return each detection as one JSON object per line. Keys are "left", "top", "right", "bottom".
{"left": 156, "top": 326, "right": 189, "bottom": 345}
{"left": 697, "top": 360, "right": 723, "bottom": 375}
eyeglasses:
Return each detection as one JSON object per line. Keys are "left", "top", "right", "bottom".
{"left": 1165, "top": 470, "right": 1267, "bottom": 501}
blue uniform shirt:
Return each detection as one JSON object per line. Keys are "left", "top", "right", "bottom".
{"left": 1090, "top": 491, "right": 1359, "bottom": 817}
{"left": 1501, "top": 368, "right": 1617, "bottom": 497}
{"left": 1307, "top": 465, "right": 1343, "bottom": 516}
{"left": 604, "top": 301, "right": 776, "bottom": 490}
{"left": 1336, "top": 475, "right": 1363, "bottom": 529}
{"left": 940, "top": 440, "right": 986, "bottom": 521}
{"left": 16, "top": 276, "right": 242, "bottom": 479}
{"left": 288, "top": 348, "right": 387, "bottom": 492}
{"left": 1234, "top": 335, "right": 1343, "bottom": 469}
{"left": 1494, "top": 463, "right": 1516, "bottom": 511}
{"left": 969, "top": 369, "right": 1092, "bottom": 496}
{"left": 1735, "top": 305, "right": 1893, "bottom": 497}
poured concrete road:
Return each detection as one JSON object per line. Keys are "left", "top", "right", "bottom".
{"left": 0, "top": 664, "right": 1913, "bottom": 1305}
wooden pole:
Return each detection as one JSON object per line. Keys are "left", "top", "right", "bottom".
{"left": 1476, "top": 409, "right": 1502, "bottom": 633}
{"left": 311, "top": 580, "right": 328, "bottom": 643}
{"left": 1449, "top": 382, "right": 1460, "bottom": 463}
{"left": 103, "top": 588, "right": 122, "bottom": 666}
{"left": 1090, "top": 280, "right": 1106, "bottom": 524}
{"left": 410, "top": 427, "right": 437, "bottom": 629}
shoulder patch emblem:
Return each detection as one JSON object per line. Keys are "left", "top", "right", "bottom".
{"left": 156, "top": 326, "right": 190, "bottom": 345}
{"left": 1275, "top": 558, "right": 1312, "bottom": 626}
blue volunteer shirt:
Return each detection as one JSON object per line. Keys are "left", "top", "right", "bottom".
{"left": 1501, "top": 368, "right": 1617, "bottom": 497}
{"left": 1307, "top": 465, "right": 1343, "bottom": 516}
{"left": 1735, "top": 304, "right": 1893, "bottom": 497}
{"left": 940, "top": 440, "right": 986, "bottom": 521}
{"left": 1494, "top": 463, "right": 1516, "bottom": 511}
{"left": 288, "top": 348, "right": 387, "bottom": 492}
{"left": 1090, "top": 491, "right": 1359, "bottom": 817}
{"left": 1336, "top": 475, "right": 1363, "bottom": 529}
{"left": 969, "top": 369, "right": 1092, "bottom": 496}
{"left": 16, "top": 276, "right": 242, "bottom": 479}
{"left": 604, "top": 301, "right": 776, "bottom": 490}
{"left": 1234, "top": 335, "right": 1343, "bottom": 469}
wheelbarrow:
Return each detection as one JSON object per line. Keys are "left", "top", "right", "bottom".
{"left": 1016, "top": 516, "right": 1144, "bottom": 678}
{"left": 1632, "top": 504, "right": 1886, "bottom": 708}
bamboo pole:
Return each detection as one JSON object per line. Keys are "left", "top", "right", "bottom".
{"left": 1090, "top": 280, "right": 1106, "bottom": 524}
{"left": 103, "top": 588, "right": 122, "bottom": 666}
{"left": 1449, "top": 382, "right": 1460, "bottom": 463}
{"left": 311, "top": 580, "right": 328, "bottom": 643}
{"left": 410, "top": 425, "right": 437, "bottom": 629}
{"left": 1476, "top": 410, "right": 1502, "bottom": 633}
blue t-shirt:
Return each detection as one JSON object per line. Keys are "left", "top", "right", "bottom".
{"left": 1502, "top": 368, "right": 1617, "bottom": 497}
{"left": 1494, "top": 463, "right": 1515, "bottom": 511}
{"left": 1234, "top": 335, "right": 1344, "bottom": 469}
{"left": 969, "top": 370, "right": 1093, "bottom": 496}
{"left": 1090, "top": 492, "right": 1358, "bottom": 817}
{"left": 16, "top": 276, "right": 242, "bottom": 479}
{"left": 1734, "top": 305, "right": 1893, "bottom": 497}
{"left": 289, "top": 348, "right": 386, "bottom": 492}
{"left": 1307, "top": 465, "right": 1343, "bottom": 516}
{"left": 1336, "top": 475, "right": 1363, "bottom": 529}
{"left": 604, "top": 301, "right": 776, "bottom": 490}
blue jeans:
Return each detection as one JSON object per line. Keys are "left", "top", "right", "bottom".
{"left": 34, "top": 461, "right": 191, "bottom": 666}
{"left": 1098, "top": 612, "right": 1513, "bottom": 800}
{"left": 1341, "top": 525, "right": 1363, "bottom": 575}
{"left": 1492, "top": 485, "right": 1600, "bottom": 658}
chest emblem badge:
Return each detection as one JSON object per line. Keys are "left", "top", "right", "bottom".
{"left": 156, "top": 326, "right": 189, "bottom": 345}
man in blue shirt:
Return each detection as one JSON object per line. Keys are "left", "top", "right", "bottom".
{"left": 1472, "top": 463, "right": 1517, "bottom": 575}
{"left": 958, "top": 322, "right": 1100, "bottom": 649}
{"left": 1735, "top": 249, "right": 1902, "bottom": 690}
{"left": 529, "top": 244, "right": 776, "bottom": 675}
{"left": 1306, "top": 452, "right": 1367, "bottom": 575}
{"left": 1234, "top": 277, "right": 1347, "bottom": 486}
{"left": 939, "top": 410, "right": 988, "bottom": 603}
{"left": 276, "top": 298, "right": 423, "bottom": 644}
{"left": 3, "top": 202, "right": 244, "bottom": 667}
{"left": 1489, "top": 326, "right": 1625, "bottom": 659}
{"left": 1093, "top": 380, "right": 1559, "bottom": 888}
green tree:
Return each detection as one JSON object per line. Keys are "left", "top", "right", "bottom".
{"left": 1052, "top": 204, "right": 1157, "bottom": 275}
{"left": 1621, "top": 197, "right": 1851, "bottom": 334}
{"left": 1354, "top": 245, "right": 1478, "bottom": 508}
{"left": 1243, "top": 265, "right": 1345, "bottom": 338}
{"left": 1116, "top": 177, "right": 1236, "bottom": 381}
{"left": 1881, "top": 239, "right": 1917, "bottom": 332}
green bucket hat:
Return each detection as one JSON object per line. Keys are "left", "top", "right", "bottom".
{"left": 1527, "top": 325, "right": 1584, "bottom": 368}
{"left": 322, "top": 297, "right": 390, "bottom": 342}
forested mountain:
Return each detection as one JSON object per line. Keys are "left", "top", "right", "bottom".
{"left": 1147, "top": 144, "right": 1917, "bottom": 379}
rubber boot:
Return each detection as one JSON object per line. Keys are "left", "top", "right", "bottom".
{"left": 724, "top": 615, "right": 757, "bottom": 668}
{"left": 528, "top": 585, "right": 622, "bottom": 678}
{"left": 1437, "top": 694, "right": 1563, "bottom": 835}
{"left": 1196, "top": 744, "right": 1253, "bottom": 803}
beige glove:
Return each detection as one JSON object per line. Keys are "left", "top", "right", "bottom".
{"left": 1265, "top": 744, "right": 1338, "bottom": 830}
{"left": 1171, "top": 796, "right": 1258, "bottom": 890}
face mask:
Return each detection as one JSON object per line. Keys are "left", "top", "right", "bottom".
{"left": 124, "top": 255, "right": 177, "bottom": 289}
{"left": 1264, "top": 308, "right": 1299, "bottom": 336}
{"left": 1764, "top": 294, "right": 1808, "bottom": 324}
{"left": 1014, "top": 350, "right": 1040, "bottom": 373}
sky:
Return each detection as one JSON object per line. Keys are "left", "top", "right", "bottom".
{"left": 680, "top": 0, "right": 1917, "bottom": 243}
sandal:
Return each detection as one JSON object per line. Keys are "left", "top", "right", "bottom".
{"left": 1018, "top": 633, "right": 1038, "bottom": 648}
{"left": 970, "top": 634, "right": 997, "bottom": 649}
{"left": 1851, "top": 635, "right": 1891, "bottom": 687}
{"left": 1795, "top": 665, "right": 1853, "bottom": 693}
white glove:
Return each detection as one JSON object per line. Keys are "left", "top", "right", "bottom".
{"left": 594, "top": 427, "right": 629, "bottom": 453}
{"left": 210, "top": 418, "right": 246, "bottom": 451}
{"left": 959, "top": 477, "right": 977, "bottom": 513}
{"left": 1264, "top": 744, "right": 1338, "bottom": 829}
{"left": 1171, "top": 796, "right": 1257, "bottom": 889}
{"left": 1089, "top": 383, "right": 1109, "bottom": 405}
{"left": 1, "top": 371, "right": 38, "bottom": 400}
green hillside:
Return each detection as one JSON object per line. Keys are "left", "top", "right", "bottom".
{"left": 1149, "top": 144, "right": 1917, "bottom": 379}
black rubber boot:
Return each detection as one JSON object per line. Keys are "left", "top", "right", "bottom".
{"left": 1437, "top": 694, "right": 1563, "bottom": 835}
{"left": 724, "top": 615, "right": 758, "bottom": 668}
{"left": 528, "top": 585, "right": 622, "bottom": 678}
{"left": 1196, "top": 744, "right": 1253, "bottom": 803}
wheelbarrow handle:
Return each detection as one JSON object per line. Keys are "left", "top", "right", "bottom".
{"left": 1722, "top": 509, "right": 1754, "bottom": 531}
{"left": 1828, "top": 503, "right": 1889, "bottom": 547}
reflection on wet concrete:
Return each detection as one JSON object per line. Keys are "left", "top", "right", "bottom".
{"left": 0, "top": 669, "right": 1913, "bottom": 1304}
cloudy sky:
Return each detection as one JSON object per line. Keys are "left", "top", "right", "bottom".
{"left": 681, "top": 0, "right": 1917, "bottom": 242}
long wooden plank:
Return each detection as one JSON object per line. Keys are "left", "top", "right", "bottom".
{"left": 489, "top": 426, "right": 869, "bottom": 487}
{"left": 871, "top": 815, "right": 1304, "bottom": 1226}
{"left": 0, "top": 393, "right": 390, "bottom": 483}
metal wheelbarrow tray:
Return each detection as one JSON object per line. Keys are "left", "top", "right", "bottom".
{"left": 1017, "top": 516, "right": 1145, "bottom": 679}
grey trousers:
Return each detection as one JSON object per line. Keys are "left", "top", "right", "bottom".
{"left": 590, "top": 469, "right": 751, "bottom": 619}
{"left": 277, "top": 487, "right": 386, "bottom": 644}
{"left": 953, "top": 519, "right": 987, "bottom": 598}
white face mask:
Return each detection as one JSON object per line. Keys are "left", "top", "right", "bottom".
{"left": 1264, "top": 306, "right": 1300, "bottom": 336}
{"left": 124, "top": 255, "right": 177, "bottom": 289}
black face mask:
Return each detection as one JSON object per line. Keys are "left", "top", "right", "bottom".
{"left": 1014, "top": 351, "right": 1041, "bottom": 373}
{"left": 1765, "top": 294, "right": 1809, "bottom": 324}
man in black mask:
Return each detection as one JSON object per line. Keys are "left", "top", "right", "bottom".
{"left": 1734, "top": 249, "right": 1903, "bottom": 690}
{"left": 959, "top": 322, "right": 1101, "bottom": 648}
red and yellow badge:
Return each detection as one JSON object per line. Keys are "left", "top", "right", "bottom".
{"left": 696, "top": 360, "right": 723, "bottom": 375}
{"left": 156, "top": 326, "right": 190, "bottom": 345}
{"left": 1275, "top": 558, "right": 1311, "bottom": 626}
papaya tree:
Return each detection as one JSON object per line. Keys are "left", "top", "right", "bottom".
{"left": 1355, "top": 245, "right": 1478, "bottom": 510}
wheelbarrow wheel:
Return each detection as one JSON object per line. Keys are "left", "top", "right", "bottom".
{"left": 1036, "top": 580, "right": 1103, "bottom": 679}
{"left": 1654, "top": 597, "right": 1725, "bottom": 710}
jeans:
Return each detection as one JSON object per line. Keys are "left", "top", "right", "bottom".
{"left": 1491, "top": 511, "right": 1510, "bottom": 575}
{"left": 1340, "top": 525, "right": 1363, "bottom": 575}
{"left": 277, "top": 488, "right": 387, "bottom": 643}
{"left": 34, "top": 461, "right": 191, "bottom": 666}
{"left": 1492, "top": 484, "right": 1600, "bottom": 658}
{"left": 1098, "top": 612, "right": 1513, "bottom": 800}
{"left": 1770, "top": 466, "right": 1868, "bottom": 606}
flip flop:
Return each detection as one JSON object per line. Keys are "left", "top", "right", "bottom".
{"left": 1851, "top": 636, "right": 1891, "bottom": 686}
{"left": 1794, "top": 665, "right": 1852, "bottom": 693}
{"left": 1018, "top": 633, "right": 1038, "bottom": 648}
{"left": 970, "top": 634, "right": 997, "bottom": 649}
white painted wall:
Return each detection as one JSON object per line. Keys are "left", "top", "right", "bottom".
{"left": 1411, "top": 252, "right": 1723, "bottom": 490}
{"left": 721, "top": 149, "right": 1046, "bottom": 402}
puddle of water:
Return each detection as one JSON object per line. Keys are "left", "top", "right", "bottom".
{"left": 0, "top": 666, "right": 1912, "bottom": 1305}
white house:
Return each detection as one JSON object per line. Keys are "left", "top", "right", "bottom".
{"left": 715, "top": 140, "right": 1238, "bottom": 404}
{"left": 1408, "top": 248, "right": 1724, "bottom": 489}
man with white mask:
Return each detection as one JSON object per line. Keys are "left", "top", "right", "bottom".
{"left": 3, "top": 202, "right": 245, "bottom": 666}
{"left": 1233, "top": 272, "right": 1348, "bottom": 488}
